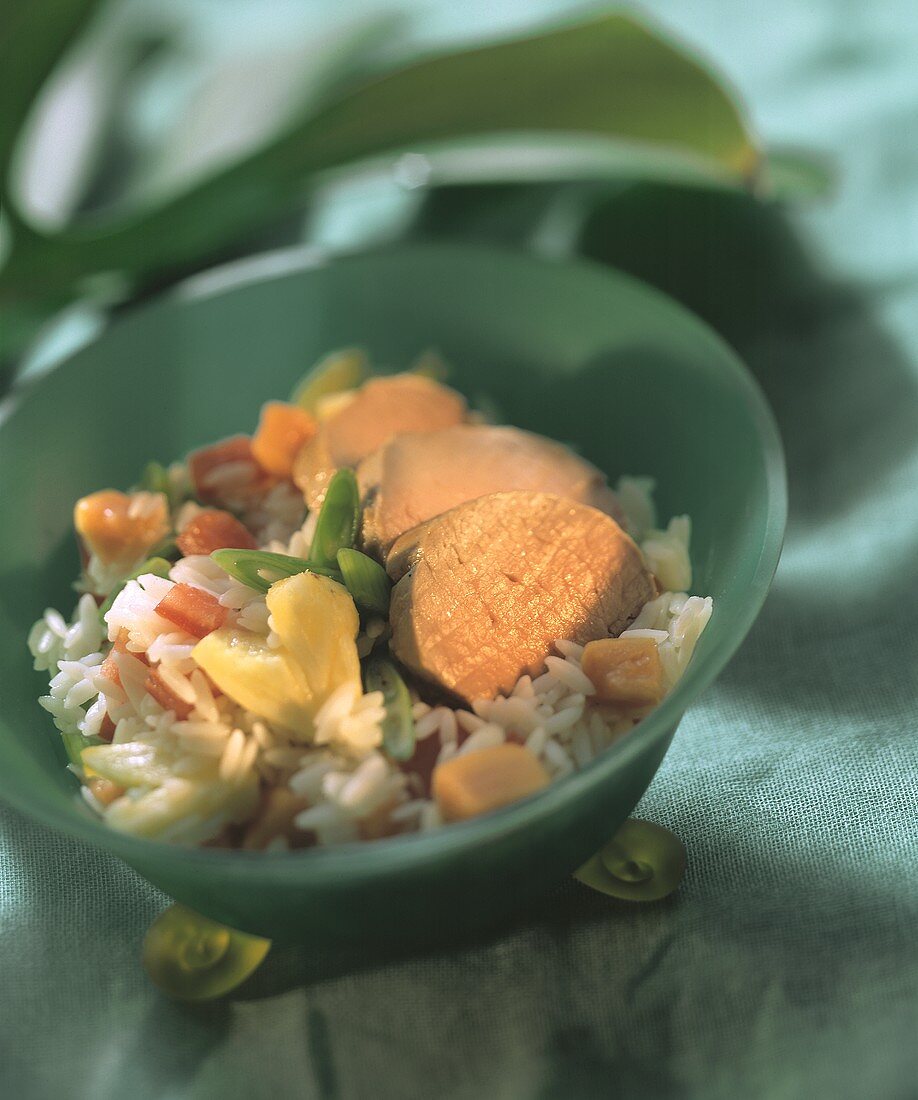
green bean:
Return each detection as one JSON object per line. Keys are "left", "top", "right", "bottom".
{"left": 574, "top": 818, "right": 686, "bottom": 902}
{"left": 336, "top": 548, "right": 391, "bottom": 616}
{"left": 364, "top": 656, "right": 415, "bottom": 762}
{"left": 211, "top": 549, "right": 341, "bottom": 594}
{"left": 99, "top": 556, "right": 173, "bottom": 621}
{"left": 308, "top": 468, "right": 359, "bottom": 570}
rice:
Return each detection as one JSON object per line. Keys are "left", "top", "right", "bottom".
{"left": 27, "top": 446, "right": 713, "bottom": 852}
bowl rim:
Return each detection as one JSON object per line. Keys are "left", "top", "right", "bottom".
{"left": 1, "top": 240, "right": 787, "bottom": 880}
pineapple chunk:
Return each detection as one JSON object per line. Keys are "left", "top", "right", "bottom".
{"left": 192, "top": 572, "right": 360, "bottom": 739}
{"left": 433, "top": 743, "right": 550, "bottom": 823}
{"left": 581, "top": 636, "right": 666, "bottom": 707}
{"left": 105, "top": 775, "right": 258, "bottom": 843}
{"left": 82, "top": 741, "right": 178, "bottom": 788}
{"left": 267, "top": 572, "right": 360, "bottom": 696}
{"left": 83, "top": 740, "right": 257, "bottom": 843}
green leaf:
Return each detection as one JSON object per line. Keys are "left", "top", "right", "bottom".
{"left": 1, "top": 12, "right": 761, "bottom": 299}
{"left": 0, "top": 0, "right": 104, "bottom": 183}
{"left": 762, "top": 147, "right": 835, "bottom": 202}
{"left": 300, "top": 12, "right": 758, "bottom": 181}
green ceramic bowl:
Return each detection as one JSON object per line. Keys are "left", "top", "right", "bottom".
{"left": 0, "top": 244, "right": 785, "bottom": 946}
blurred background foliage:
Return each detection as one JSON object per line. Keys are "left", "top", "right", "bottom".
{"left": 0, "top": 0, "right": 829, "bottom": 378}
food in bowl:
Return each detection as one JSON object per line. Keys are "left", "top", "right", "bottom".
{"left": 27, "top": 350, "right": 712, "bottom": 849}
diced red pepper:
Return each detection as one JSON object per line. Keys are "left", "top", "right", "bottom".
{"left": 98, "top": 713, "right": 116, "bottom": 743}
{"left": 99, "top": 651, "right": 122, "bottom": 689}
{"left": 155, "top": 582, "right": 227, "bottom": 638}
{"left": 98, "top": 629, "right": 136, "bottom": 688}
{"left": 251, "top": 401, "right": 317, "bottom": 479}
{"left": 144, "top": 666, "right": 194, "bottom": 720}
{"left": 188, "top": 436, "right": 271, "bottom": 503}
{"left": 177, "top": 509, "right": 257, "bottom": 556}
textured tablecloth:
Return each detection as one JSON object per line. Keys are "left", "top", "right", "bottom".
{"left": 2, "top": 1, "right": 917, "bottom": 1097}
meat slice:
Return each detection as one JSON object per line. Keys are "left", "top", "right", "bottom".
{"left": 387, "top": 491, "right": 655, "bottom": 703}
{"left": 293, "top": 373, "right": 466, "bottom": 509}
{"left": 359, "top": 424, "right": 624, "bottom": 556}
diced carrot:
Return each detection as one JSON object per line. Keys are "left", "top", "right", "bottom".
{"left": 176, "top": 509, "right": 257, "bottom": 556}
{"left": 188, "top": 436, "right": 271, "bottom": 503}
{"left": 433, "top": 743, "right": 550, "bottom": 823}
{"left": 155, "top": 582, "right": 227, "bottom": 638}
{"left": 251, "top": 402, "right": 317, "bottom": 479}
{"left": 98, "top": 713, "right": 116, "bottom": 743}
{"left": 87, "top": 775, "right": 124, "bottom": 806}
{"left": 99, "top": 651, "right": 122, "bottom": 688}
{"left": 581, "top": 636, "right": 666, "bottom": 708}
{"left": 144, "top": 666, "right": 194, "bottom": 720}
{"left": 74, "top": 489, "right": 169, "bottom": 565}
{"left": 98, "top": 629, "right": 137, "bottom": 688}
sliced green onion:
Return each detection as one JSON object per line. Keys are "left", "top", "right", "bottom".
{"left": 308, "top": 468, "right": 359, "bottom": 570}
{"left": 211, "top": 549, "right": 341, "bottom": 594}
{"left": 337, "top": 548, "right": 391, "bottom": 615}
{"left": 99, "top": 556, "right": 173, "bottom": 621}
{"left": 364, "top": 656, "right": 415, "bottom": 762}
{"left": 574, "top": 818, "right": 686, "bottom": 902}
{"left": 291, "top": 347, "right": 369, "bottom": 413}
{"left": 138, "top": 460, "right": 171, "bottom": 497}
{"left": 142, "top": 903, "right": 271, "bottom": 1001}
{"left": 410, "top": 347, "right": 450, "bottom": 383}
{"left": 137, "top": 459, "right": 190, "bottom": 512}
{"left": 62, "top": 731, "right": 87, "bottom": 770}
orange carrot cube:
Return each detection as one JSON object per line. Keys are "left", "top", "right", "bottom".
{"left": 144, "top": 666, "right": 194, "bottom": 720}
{"left": 251, "top": 401, "right": 317, "bottom": 479}
{"left": 177, "top": 509, "right": 257, "bottom": 556}
{"left": 155, "top": 582, "right": 227, "bottom": 638}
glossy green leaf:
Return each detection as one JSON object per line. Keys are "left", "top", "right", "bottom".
{"left": 142, "top": 903, "right": 270, "bottom": 1001}
{"left": 308, "top": 469, "right": 359, "bottom": 570}
{"left": 364, "top": 655, "right": 415, "bottom": 762}
{"left": 0, "top": 12, "right": 762, "bottom": 304}
{"left": 0, "top": 0, "right": 103, "bottom": 181}
{"left": 762, "top": 147, "right": 835, "bottom": 202}
{"left": 574, "top": 818, "right": 687, "bottom": 902}
{"left": 210, "top": 549, "right": 341, "bottom": 594}
{"left": 336, "top": 547, "right": 391, "bottom": 616}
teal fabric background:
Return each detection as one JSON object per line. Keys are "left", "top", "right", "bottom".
{"left": 2, "top": 1, "right": 916, "bottom": 1097}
